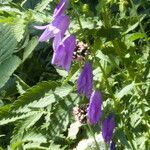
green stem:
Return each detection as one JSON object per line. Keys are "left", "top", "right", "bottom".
{"left": 95, "top": 57, "right": 117, "bottom": 106}
{"left": 87, "top": 124, "right": 100, "bottom": 150}
{"left": 76, "top": 12, "right": 83, "bottom": 31}
{"left": 105, "top": 142, "right": 109, "bottom": 150}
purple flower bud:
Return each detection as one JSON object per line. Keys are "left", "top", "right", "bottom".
{"left": 51, "top": 35, "right": 76, "bottom": 71}
{"left": 34, "top": 15, "right": 70, "bottom": 42}
{"left": 53, "top": 0, "right": 69, "bottom": 18}
{"left": 87, "top": 91, "right": 102, "bottom": 125}
{"left": 102, "top": 115, "right": 115, "bottom": 144}
{"left": 77, "top": 63, "right": 93, "bottom": 98}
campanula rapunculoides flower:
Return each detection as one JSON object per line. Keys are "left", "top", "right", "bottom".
{"left": 34, "top": 15, "right": 70, "bottom": 42}
{"left": 51, "top": 35, "right": 76, "bottom": 71}
{"left": 53, "top": 0, "right": 69, "bottom": 18}
{"left": 77, "top": 62, "right": 93, "bottom": 98}
{"left": 87, "top": 91, "right": 102, "bottom": 125}
{"left": 102, "top": 115, "right": 115, "bottom": 144}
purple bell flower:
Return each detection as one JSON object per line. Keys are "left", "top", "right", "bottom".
{"left": 77, "top": 63, "right": 93, "bottom": 99}
{"left": 51, "top": 35, "right": 76, "bottom": 71}
{"left": 87, "top": 91, "right": 102, "bottom": 125}
{"left": 102, "top": 115, "right": 115, "bottom": 144}
{"left": 34, "top": 15, "right": 70, "bottom": 42}
{"left": 53, "top": 0, "right": 69, "bottom": 18}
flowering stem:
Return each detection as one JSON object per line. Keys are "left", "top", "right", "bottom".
{"left": 87, "top": 124, "right": 100, "bottom": 150}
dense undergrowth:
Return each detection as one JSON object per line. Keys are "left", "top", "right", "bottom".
{"left": 0, "top": 0, "right": 150, "bottom": 149}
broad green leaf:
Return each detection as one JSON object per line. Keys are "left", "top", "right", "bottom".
{"left": 55, "top": 84, "right": 73, "bottom": 97}
{"left": 0, "top": 55, "right": 21, "bottom": 89}
{"left": 23, "top": 131, "right": 47, "bottom": 143}
{"left": 28, "top": 91, "right": 56, "bottom": 108}
{"left": 0, "top": 23, "right": 18, "bottom": 64}
{"left": 13, "top": 81, "right": 59, "bottom": 108}
{"left": 116, "top": 83, "right": 134, "bottom": 99}
{"left": 0, "top": 111, "right": 37, "bottom": 125}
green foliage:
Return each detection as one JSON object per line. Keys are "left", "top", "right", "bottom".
{"left": 0, "top": 0, "right": 150, "bottom": 149}
{"left": 0, "top": 24, "right": 18, "bottom": 64}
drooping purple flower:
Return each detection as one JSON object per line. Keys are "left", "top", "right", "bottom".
{"left": 102, "top": 115, "right": 115, "bottom": 144}
{"left": 53, "top": 0, "right": 69, "bottom": 18}
{"left": 87, "top": 91, "right": 102, "bottom": 125}
{"left": 77, "top": 63, "right": 93, "bottom": 99}
{"left": 51, "top": 35, "right": 76, "bottom": 71}
{"left": 34, "top": 15, "right": 70, "bottom": 42}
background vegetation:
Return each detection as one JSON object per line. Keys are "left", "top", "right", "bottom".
{"left": 0, "top": 0, "right": 149, "bottom": 149}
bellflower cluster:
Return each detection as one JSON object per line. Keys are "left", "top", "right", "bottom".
{"left": 77, "top": 62, "right": 115, "bottom": 144}
{"left": 102, "top": 114, "right": 115, "bottom": 144}
{"left": 34, "top": 0, "right": 76, "bottom": 71}
{"left": 77, "top": 62, "right": 102, "bottom": 124}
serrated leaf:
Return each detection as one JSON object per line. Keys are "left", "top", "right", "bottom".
{"left": 23, "top": 131, "right": 47, "bottom": 143}
{"left": 0, "top": 111, "right": 37, "bottom": 125}
{"left": 0, "top": 23, "right": 18, "bottom": 64}
{"left": 13, "top": 81, "right": 59, "bottom": 109}
{"left": 35, "top": 0, "right": 52, "bottom": 12}
{"left": 13, "top": 18, "right": 26, "bottom": 42}
{"left": 28, "top": 91, "right": 56, "bottom": 108}
{"left": 0, "top": 55, "right": 21, "bottom": 89}
{"left": 14, "top": 74, "right": 30, "bottom": 94}
{"left": 55, "top": 84, "right": 73, "bottom": 98}
{"left": 23, "top": 36, "right": 38, "bottom": 61}
{"left": 116, "top": 83, "right": 134, "bottom": 99}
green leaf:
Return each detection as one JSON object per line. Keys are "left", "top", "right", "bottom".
{"left": 0, "top": 23, "right": 18, "bottom": 64}
{"left": 128, "top": 33, "right": 145, "bottom": 41}
{"left": 116, "top": 83, "right": 134, "bottom": 99}
{"left": 0, "top": 55, "right": 21, "bottom": 89}
{"left": 23, "top": 36, "right": 39, "bottom": 61}
{"left": 55, "top": 84, "right": 73, "bottom": 98}
{"left": 23, "top": 131, "right": 47, "bottom": 143}
{"left": 35, "top": 0, "right": 52, "bottom": 12}
{"left": 13, "top": 18, "right": 26, "bottom": 42}
{"left": 14, "top": 74, "right": 30, "bottom": 94}
{"left": 13, "top": 81, "right": 59, "bottom": 109}
{"left": 0, "top": 111, "right": 37, "bottom": 125}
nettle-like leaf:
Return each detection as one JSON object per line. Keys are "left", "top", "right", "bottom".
{"left": 13, "top": 80, "right": 59, "bottom": 109}
{"left": 35, "top": 0, "right": 53, "bottom": 12}
{"left": 0, "top": 23, "right": 18, "bottom": 64}
{"left": 13, "top": 18, "right": 26, "bottom": 42}
{"left": 0, "top": 55, "right": 21, "bottom": 89}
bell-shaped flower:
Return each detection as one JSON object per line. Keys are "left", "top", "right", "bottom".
{"left": 53, "top": 0, "right": 69, "bottom": 18}
{"left": 51, "top": 35, "right": 76, "bottom": 71}
{"left": 77, "top": 62, "right": 93, "bottom": 99}
{"left": 102, "top": 115, "right": 115, "bottom": 144}
{"left": 34, "top": 15, "right": 70, "bottom": 42}
{"left": 87, "top": 91, "right": 102, "bottom": 125}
